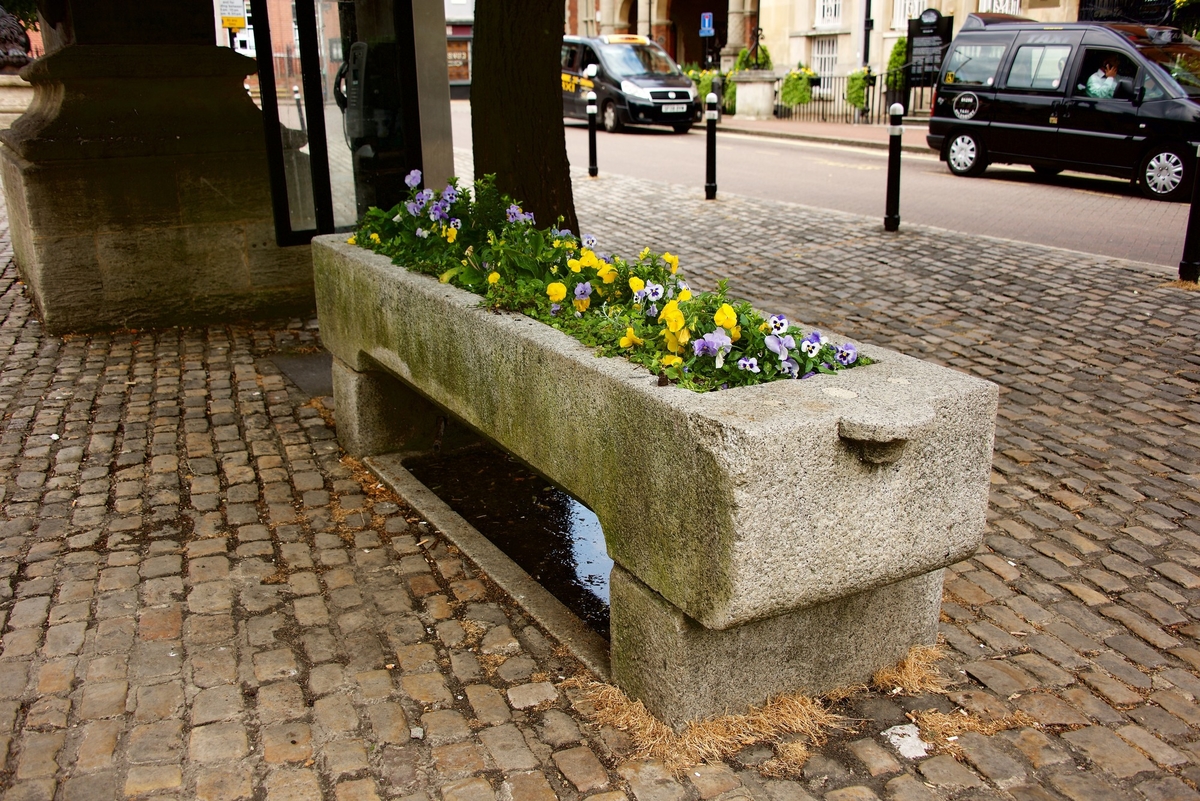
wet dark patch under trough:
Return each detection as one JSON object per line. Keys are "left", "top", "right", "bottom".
{"left": 403, "top": 445, "right": 612, "bottom": 638}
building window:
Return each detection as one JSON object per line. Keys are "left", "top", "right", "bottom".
{"left": 817, "top": 0, "right": 842, "bottom": 27}
{"left": 892, "top": 0, "right": 923, "bottom": 29}
{"left": 977, "top": 0, "right": 1021, "bottom": 13}
{"left": 812, "top": 36, "right": 838, "bottom": 75}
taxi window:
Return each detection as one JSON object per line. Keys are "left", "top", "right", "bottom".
{"left": 1006, "top": 44, "right": 1071, "bottom": 91}
{"left": 1143, "top": 72, "right": 1167, "bottom": 100}
{"left": 581, "top": 47, "right": 600, "bottom": 73}
{"left": 943, "top": 44, "right": 1007, "bottom": 86}
{"left": 562, "top": 44, "right": 580, "bottom": 71}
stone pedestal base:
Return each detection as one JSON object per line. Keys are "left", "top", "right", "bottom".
{"left": 0, "top": 44, "right": 315, "bottom": 333}
{"left": 610, "top": 564, "right": 944, "bottom": 726}
{"left": 332, "top": 358, "right": 478, "bottom": 458}
{"left": 731, "top": 70, "right": 778, "bottom": 121}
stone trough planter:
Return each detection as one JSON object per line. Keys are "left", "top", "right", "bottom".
{"left": 313, "top": 236, "right": 998, "bottom": 725}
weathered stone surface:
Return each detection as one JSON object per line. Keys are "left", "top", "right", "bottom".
{"left": 314, "top": 237, "right": 997, "bottom": 630}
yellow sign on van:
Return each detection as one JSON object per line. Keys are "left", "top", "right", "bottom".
{"left": 603, "top": 35, "right": 649, "bottom": 44}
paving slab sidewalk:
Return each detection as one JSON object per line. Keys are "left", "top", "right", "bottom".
{"left": 0, "top": 160, "right": 1197, "bottom": 801}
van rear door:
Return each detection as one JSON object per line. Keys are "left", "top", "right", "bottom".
{"left": 989, "top": 31, "right": 1082, "bottom": 162}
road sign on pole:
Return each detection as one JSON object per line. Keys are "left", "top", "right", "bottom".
{"left": 700, "top": 12, "right": 714, "bottom": 36}
{"left": 220, "top": 0, "right": 246, "bottom": 30}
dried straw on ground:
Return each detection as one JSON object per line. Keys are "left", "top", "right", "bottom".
{"left": 562, "top": 677, "right": 844, "bottom": 772}
{"left": 1162, "top": 279, "right": 1200, "bottom": 291}
{"left": 870, "top": 645, "right": 946, "bottom": 695}
{"left": 911, "top": 709, "right": 1039, "bottom": 756}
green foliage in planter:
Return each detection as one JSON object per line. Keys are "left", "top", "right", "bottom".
{"left": 780, "top": 65, "right": 818, "bottom": 107}
{"left": 734, "top": 45, "right": 773, "bottom": 71}
{"left": 886, "top": 38, "right": 907, "bottom": 90}
{"left": 846, "top": 68, "right": 870, "bottom": 110}
{"left": 723, "top": 79, "right": 736, "bottom": 114}
{"left": 351, "top": 171, "right": 872, "bottom": 392}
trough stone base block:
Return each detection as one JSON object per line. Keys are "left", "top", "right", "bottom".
{"left": 609, "top": 564, "right": 944, "bottom": 726}
{"left": 332, "top": 358, "right": 478, "bottom": 458}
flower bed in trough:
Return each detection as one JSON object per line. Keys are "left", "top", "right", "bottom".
{"left": 313, "top": 174, "right": 998, "bottom": 725}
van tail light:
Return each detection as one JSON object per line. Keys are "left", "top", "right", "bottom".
{"left": 931, "top": 87, "right": 937, "bottom": 110}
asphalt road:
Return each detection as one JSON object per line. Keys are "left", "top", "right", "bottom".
{"left": 449, "top": 101, "right": 1188, "bottom": 269}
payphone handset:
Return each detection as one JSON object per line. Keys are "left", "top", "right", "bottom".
{"left": 344, "top": 42, "right": 369, "bottom": 142}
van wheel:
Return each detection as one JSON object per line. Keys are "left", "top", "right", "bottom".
{"left": 1139, "top": 145, "right": 1191, "bottom": 201}
{"left": 672, "top": 122, "right": 693, "bottom": 134}
{"left": 946, "top": 132, "right": 987, "bottom": 177}
{"left": 602, "top": 100, "right": 623, "bottom": 133}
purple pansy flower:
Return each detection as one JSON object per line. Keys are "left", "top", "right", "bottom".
{"left": 582, "top": 233, "right": 597, "bottom": 248}
{"left": 415, "top": 228, "right": 429, "bottom": 239}
{"left": 428, "top": 200, "right": 450, "bottom": 222}
{"left": 693, "top": 329, "right": 733, "bottom": 367}
{"left": 550, "top": 303, "right": 561, "bottom": 316}
{"left": 645, "top": 283, "right": 664, "bottom": 301}
{"left": 441, "top": 184, "right": 458, "bottom": 203}
{"left": 801, "top": 370, "right": 817, "bottom": 379}
{"left": 574, "top": 282, "right": 592, "bottom": 300}
{"left": 737, "top": 356, "right": 760, "bottom": 373}
{"left": 781, "top": 358, "right": 801, "bottom": 378}
{"left": 645, "top": 303, "right": 658, "bottom": 318}
{"left": 768, "top": 314, "right": 789, "bottom": 334}
{"left": 404, "top": 169, "right": 422, "bottom": 188}
{"left": 765, "top": 333, "right": 796, "bottom": 361}
{"left": 836, "top": 343, "right": 858, "bottom": 366}
{"left": 449, "top": 218, "right": 461, "bottom": 229}
{"left": 800, "top": 331, "right": 828, "bottom": 359}
{"left": 405, "top": 201, "right": 421, "bottom": 217}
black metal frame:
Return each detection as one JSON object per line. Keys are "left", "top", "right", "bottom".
{"left": 249, "top": 0, "right": 337, "bottom": 246}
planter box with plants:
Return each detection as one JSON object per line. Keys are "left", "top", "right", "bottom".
{"left": 313, "top": 172, "right": 998, "bottom": 725}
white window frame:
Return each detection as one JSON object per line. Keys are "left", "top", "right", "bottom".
{"left": 978, "top": 0, "right": 1021, "bottom": 13}
{"left": 891, "top": 0, "right": 923, "bottom": 30}
{"left": 812, "top": 36, "right": 838, "bottom": 76}
{"left": 816, "top": 0, "right": 842, "bottom": 27}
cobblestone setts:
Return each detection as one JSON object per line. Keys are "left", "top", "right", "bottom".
{"left": 0, "top": 161, "right": 1197, "bottom": 801}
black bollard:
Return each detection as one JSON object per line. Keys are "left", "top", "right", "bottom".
{"left": 884, "top": 102, "right": 903, "bottom": 232}
{"left": 1180, "top": 144, "right": 1200, "bottom": 283}
{"left": 705, "top": 92, "right": 717, "bottom": 200}
{"left": 293, "top": 85, "right": 306, "bottom": 134}
{"left": 587, "top": 90, "right": 598, "bottom": 178}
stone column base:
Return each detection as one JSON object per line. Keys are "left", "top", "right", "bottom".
{"left": 610, "top": 564, "right": 944, "bottom": 726}
{"left": 731, "top": 71, "right": 778, "bottom": 120}
{"left": 332, "top": 357, "right": 478, "bottom": 458}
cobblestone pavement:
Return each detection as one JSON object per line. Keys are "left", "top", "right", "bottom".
{"left": 0, "top": 156, "right": 1199, "bottom": 801}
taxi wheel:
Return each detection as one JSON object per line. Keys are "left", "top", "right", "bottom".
{"left": 946, "top": 132, "right": 987, "bottom": 177}
{"left": 672, "top": 122, "right": 693, "bottom": 134}
{"left": 602, "top": 100, "right": 623, "bottom": 133}
{"left": 1139, "top": 145, "right": 1191, "bottom": 201}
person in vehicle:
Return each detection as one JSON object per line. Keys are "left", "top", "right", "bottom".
{"left": 1087, "top": 55, "right": 1119, "bottom": 97}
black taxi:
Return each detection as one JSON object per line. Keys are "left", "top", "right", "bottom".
{"left": 561, "top": 34, "right": 701, "bottom": 133}
{"left": 928, "top": 14, "right": 1200, "bottom": 200}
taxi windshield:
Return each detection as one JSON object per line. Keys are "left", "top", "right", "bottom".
{"left": 599, "top": 43, "right": 681, "bottom": 78}
{"left": 1138, "top": 44, "right": 1200, "bottom": 97}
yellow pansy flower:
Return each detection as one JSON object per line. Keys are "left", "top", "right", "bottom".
{"left": 639, "top": 247, "right": 651, "bottom": 260}
{"left": 595, "top": 262, "right": 617, "bottom": 283}
{"left": 658, "top": 300, "right": 685, "bottom": 333}
{"left": 369, "top": 232, "right": 381, "bottom": 243}
{"left": 574, "top": 297, "right": 591, "bottom": 313}
{"left": 487, "top": 272, "right": 500, "bottom": 285}
{"left": 346, "top": 235, "right": 356, "bottom": 245}
{"left": 662, "top": 252, "right": 679, "bottom": 274}
{"left": 714, "top": 304, "right": 737, "bottom": 329}
{"left": 730, "top": 325, "right": 741, "bottom": 342}
{"left": 444, "top": 226, "right": 458, "bottom": 244}
{"left": 677, "top": 289, "right": 692, "bottom": 302}
{"left": 661, "top": 354, "right": 682, "bottom": 367}
{"left": 546, "top": 282, "right": 567, "bottom": 303}
{"left": 629, "top": 276, "right": 645, "bottom": 293}
{"left": 619, "top": 328, "right": 644, "bottom": 348}
{"left": 579, "top": 249, "right": 600, "bottom": 270}
{"left": 568, "top": 258, "right": 582, "bottom": 273}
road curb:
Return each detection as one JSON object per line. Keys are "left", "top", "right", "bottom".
{"left": 717, "top": 123, "right": 931, "bottom": 155}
